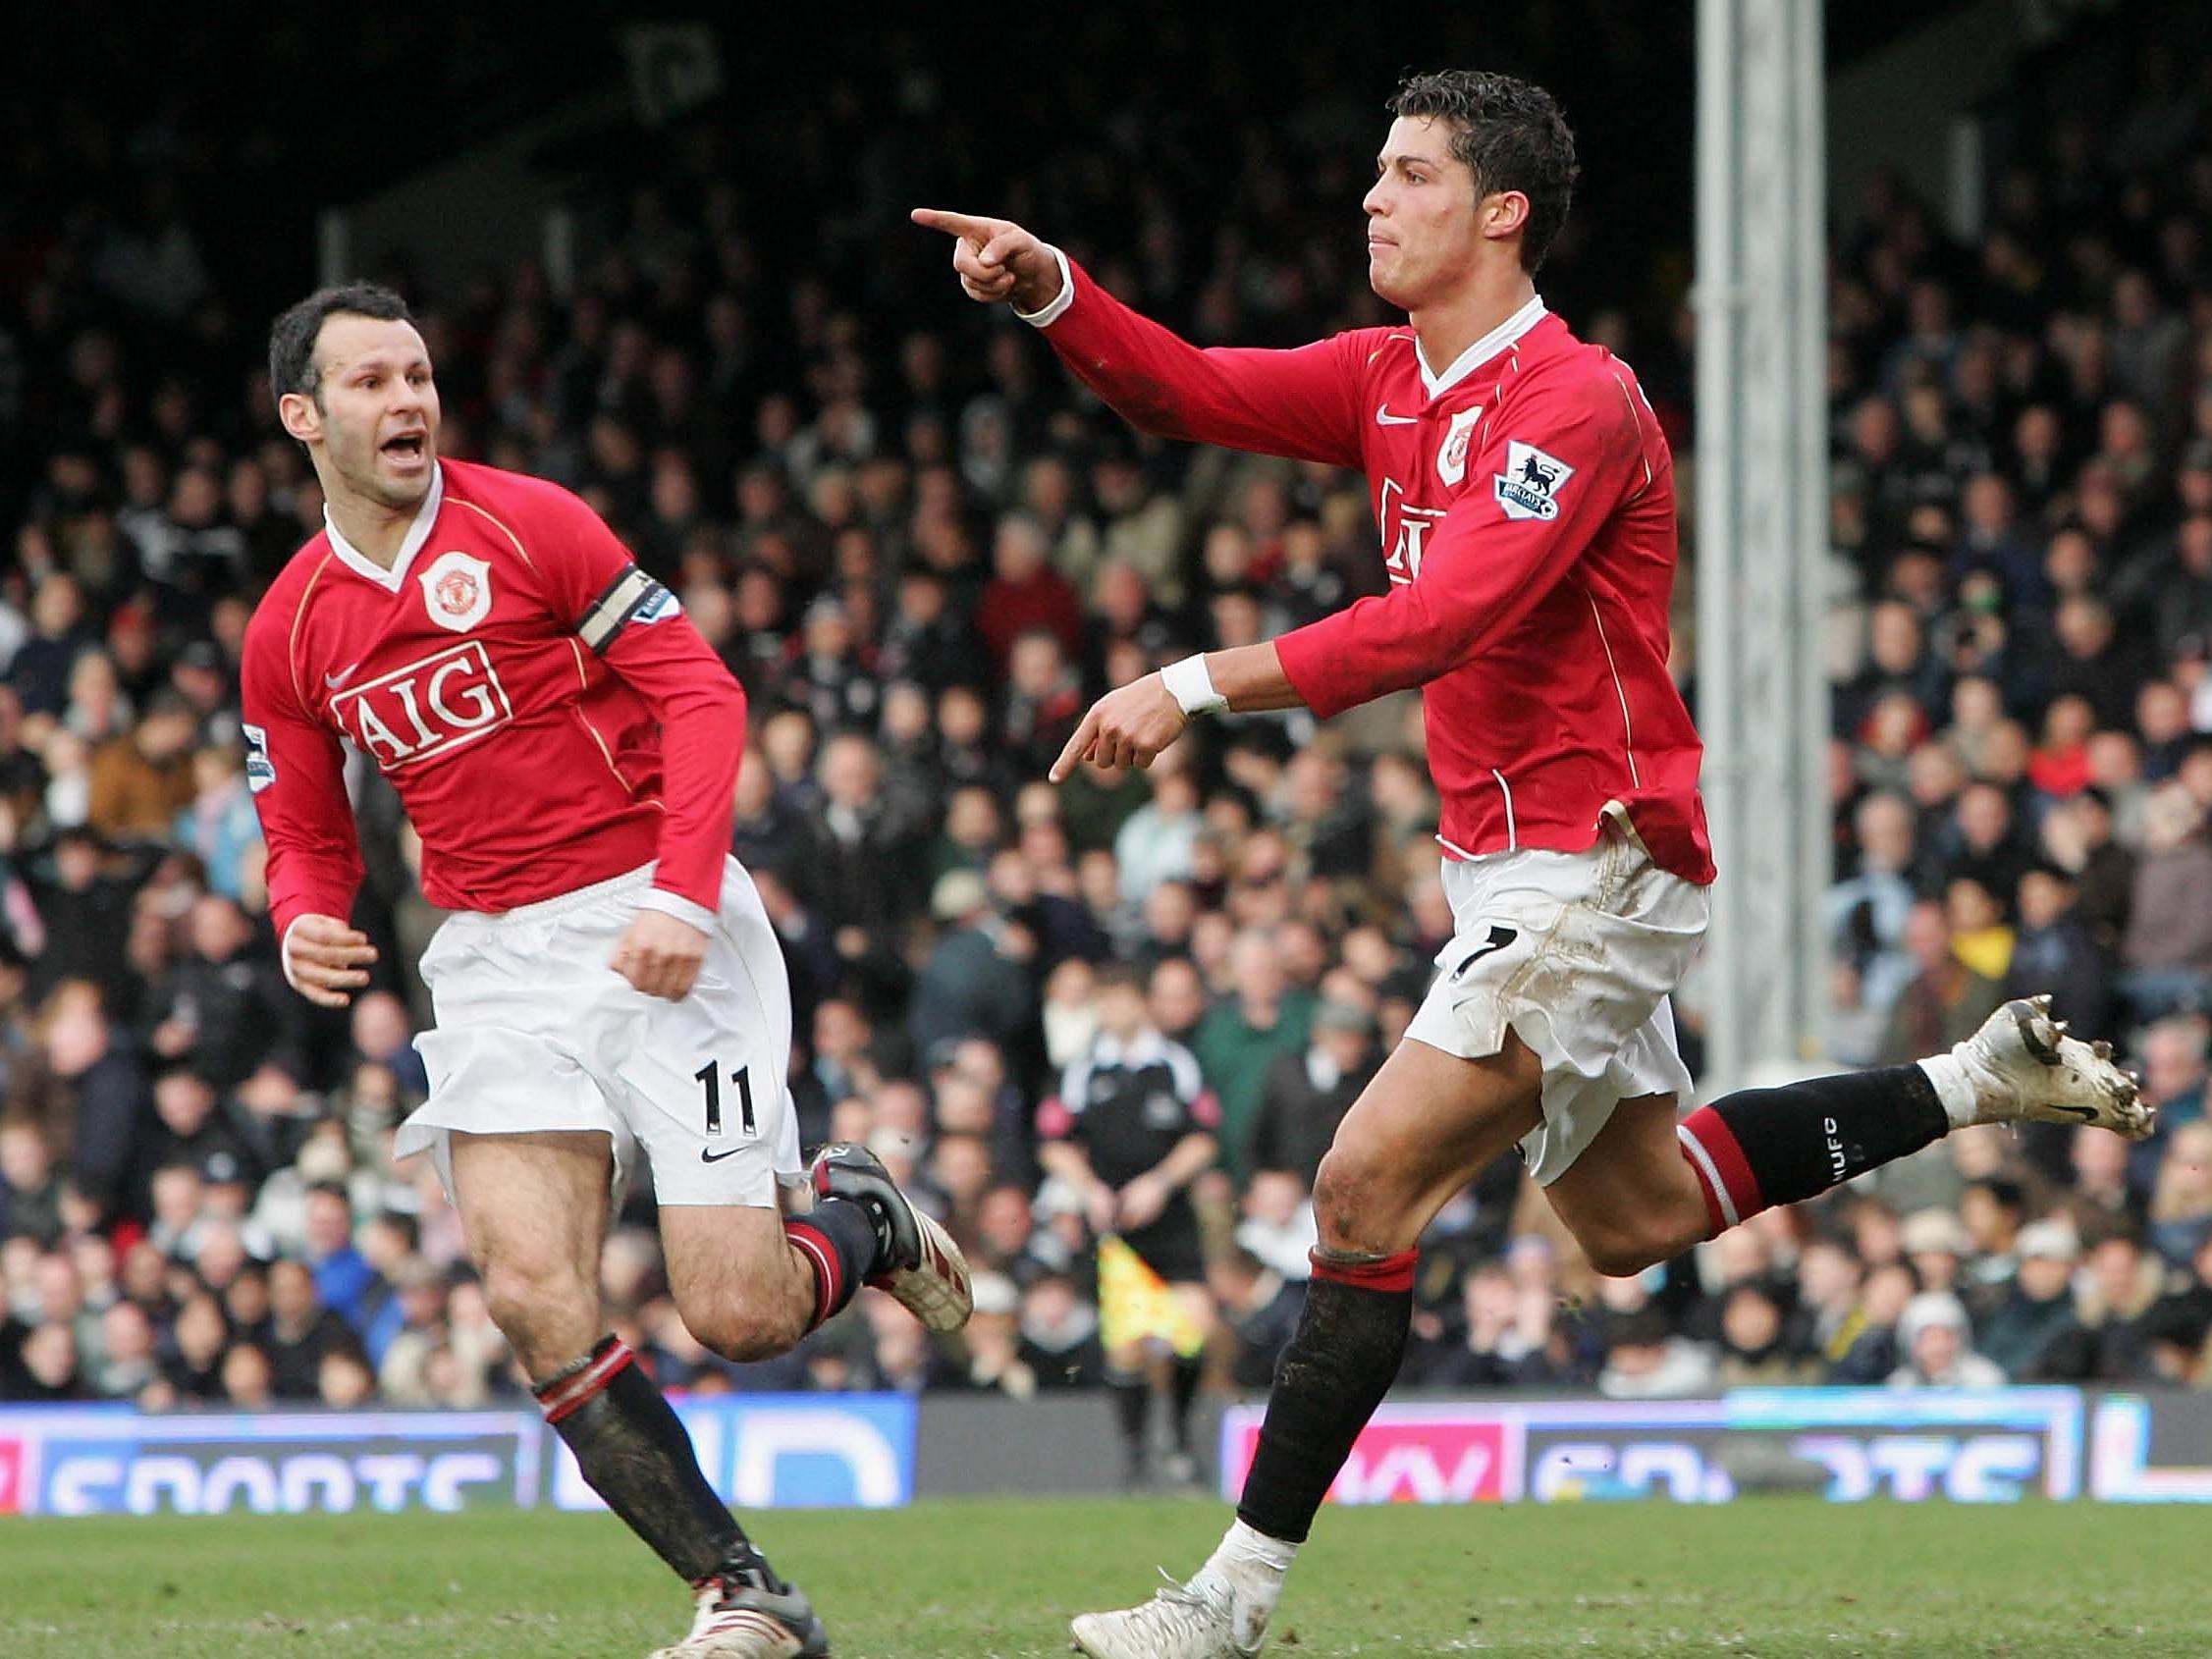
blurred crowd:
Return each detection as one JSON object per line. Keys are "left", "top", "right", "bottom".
{"left": 5, "top": 20, "right": 2212, "bottom": 1434}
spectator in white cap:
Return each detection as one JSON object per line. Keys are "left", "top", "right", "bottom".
{"left": 906, "top": 868, "right": 1035, "bottom": 1056}
{"left": 956, "top": 1271, "right": 1038, "bottom": 1400}
{"left": 1900, "top": 1207, "right": 1973, "bottom": 1296}
{"left": 1979, "top": 1220, "right": 2084, "bottom": 1379}
{"left": 1889, "top": 1292, "right": 2006, "bottom": 1389}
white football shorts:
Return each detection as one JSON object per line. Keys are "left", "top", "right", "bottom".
{"left": 1404, "top": 810, "right": 1709, "bottom": 1185}
{"left": 398, "top": 857, "right": 803, "bottom": 1207}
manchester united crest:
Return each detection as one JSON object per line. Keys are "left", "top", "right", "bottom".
{"left": 419, "top": 551, "right": 492, "bottom": 633}
{"left": 1436, "top": 404, "right": 1484, "bottom": 487}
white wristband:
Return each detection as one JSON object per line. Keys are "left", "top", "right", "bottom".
{"left": 1012, "top": 244, "right": 1077, "bottom": 328}
{"left": 1160, "top": 655, "right": 1227, "bottom": 718}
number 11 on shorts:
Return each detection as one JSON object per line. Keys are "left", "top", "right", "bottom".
{"left": 693, "top": 1060, "right": 758, "bottom": 1137}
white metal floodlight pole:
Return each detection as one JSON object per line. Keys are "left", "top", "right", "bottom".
{"left": 1694, "top": 0, "right": 1831, "bottom": 1098}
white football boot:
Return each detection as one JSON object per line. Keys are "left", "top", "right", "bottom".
{"left": 648, "top": 1545, "right": 828, "bottom": 1659}
{"left": 1069, "top": 1567, "right": 1270, "bottom": 1659}
{"left": 1947, "top": 995, "right": 2154, "bottom": 1139}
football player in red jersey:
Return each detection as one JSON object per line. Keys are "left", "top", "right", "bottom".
{"left": 245, "top": 283, "right": 971, "bottom": 1659}
{"left": 922, "top": 69, "right": 2149, "bottom": 1659}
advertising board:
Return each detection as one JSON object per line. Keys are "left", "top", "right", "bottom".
{"left": 1217, "top": 1389, "right": 2085, "bottom": 1506}
{"left": 0, "top": 1396, "right": 916, "bottom": 1518}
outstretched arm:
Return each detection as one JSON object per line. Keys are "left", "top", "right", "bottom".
{"left": 914, "top": 207, "right": 1364, "bottom": 468}
{"left": 1052, "top": 377, "right": 1645, "bottom": 779}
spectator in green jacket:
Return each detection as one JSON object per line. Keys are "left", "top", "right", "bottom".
{"left": 1193, "top": 927, "right": 1314, "bottom": 1182}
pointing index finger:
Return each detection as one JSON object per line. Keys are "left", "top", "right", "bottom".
{"left": 1051, "top": 705, "right": 1102, "bottom": 783}
{"left": 910, "top": 207, "right": 995, "bottom": 241}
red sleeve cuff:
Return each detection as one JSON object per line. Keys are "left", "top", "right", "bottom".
{"left": 270, "top": 892, "right": 352, "bottom": 946}
{"left": 1275, "top": 618, "right": 1363, "bottom": 721}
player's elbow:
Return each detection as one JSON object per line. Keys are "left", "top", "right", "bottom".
{"left": 1096, "top": 377, "right": 1193, "bottom": 442}
{"left": 676, "top": 674, "right": 748, "bottom": 730}
{"left": 1356, "top": 635, "right": 1456, "bottom": 702}
{"left": 1430, "top": 623, "right": 1497, "bottom": 685}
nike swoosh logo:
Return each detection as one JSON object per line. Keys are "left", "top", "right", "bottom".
{"left": 1451, "top": 925, "right": 1519, "bottom": 979}
{"left": 1375, "top": 404, "right": 1420, "bottom": 425}
{"left": 700, "top": 1146, "right": 745, "bottom": 1164}
{"left": 324, "top": 663, "right": 361, "bottom": 690}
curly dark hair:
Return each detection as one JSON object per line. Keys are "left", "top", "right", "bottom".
{"left": 1388, "top": 70, "right": 1579, "bottom": 272}
{"left": 267, "top": 282, "right": 416, "bottom": 404}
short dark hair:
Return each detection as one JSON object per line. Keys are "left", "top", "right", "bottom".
{"left": 267, "top": 282, "right": 415, "bottom": 403}
{"left": 1388, "top": 70, "right": 1580, "bottom": 272}
{"left": 1967, "top": 1176, "right": 2027, "bottom": 1215}
{"left": 1095, "top": 962, "right": 1147, "bottom": 995}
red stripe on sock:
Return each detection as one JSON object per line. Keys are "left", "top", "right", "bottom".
{"left": 535, "top": 1338, "right": 633, "bottom": 1424}
{"left": 784, "top": 1219, "right": 842, "bottom": 1329}
{"left": 1308, "top": 1248, "right": 1417, "bottom": 1293}
{"left": 1679, "top": 1106, "right": 1763, "bottom": 1231}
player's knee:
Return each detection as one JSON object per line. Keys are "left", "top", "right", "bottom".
{"left": 1578, "top": 1226, "right": 1663, "bottom": 1279}
{"left": 1312, "top": 1148, "right": 1395, "bottom": 1255}
{"left": 696, "top": 1323, "right": 782, "bottom": 1364}
{"left": 480, "top": 1259, "right": 597, "bottom": 1365}
{"left": 1574, "top": 1197, "right": 1706, "bottom": 1279}
{"left": 689, "top": 1295, "right": 806, "bottom": 1365}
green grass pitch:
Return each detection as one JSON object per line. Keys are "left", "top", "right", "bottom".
{"left": 1, "top": 1496, "right": 2206, "bottom": 1656}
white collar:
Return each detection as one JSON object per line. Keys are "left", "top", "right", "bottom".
{"left": 323, "top": 463, "right": 446, "bottom": 591}
{"left": 1415, "top": 294, "right": 1548, "bottom": 399}
{"left": 1095, "top": 1028, "right": 1167, "bottom": 1067}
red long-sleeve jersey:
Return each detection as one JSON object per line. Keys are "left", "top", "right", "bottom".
{"left": 241, "top": 458, "right": 748, "bottom": 948}
{"left": 1029, "top": 254, "right": 1714, "bottom": 883}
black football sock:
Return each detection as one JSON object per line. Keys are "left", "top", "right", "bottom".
{"left": 1168, "top": 1354, "right": 1204, "bottom": 1455}
{"left": 1107, "top": 1368, "right": 1151, "bottom": 1472}
{"left": 784, "top": 1197, "right": 881, "bottom": 1328}
{"left": 535, "top": 1336, "right": 742, "bottom": 1581}
{"left": 1677, "top": 1064, "right": 1950, "bottom": 1235}
{"left": 1235, "top": 1250, "right": 1414, "bottom": 1544}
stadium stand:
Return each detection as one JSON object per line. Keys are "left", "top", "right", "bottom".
{"left": 5, "top": 17, "right": 2212, "bottom": 1432}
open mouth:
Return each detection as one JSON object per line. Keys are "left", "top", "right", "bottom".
{"left": 382, "top": 433, "right": 427, "bottom": 462}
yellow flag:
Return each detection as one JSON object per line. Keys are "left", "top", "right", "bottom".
{"left": 1097, "top": 1234, "right": 1207, "bottom": 1358}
